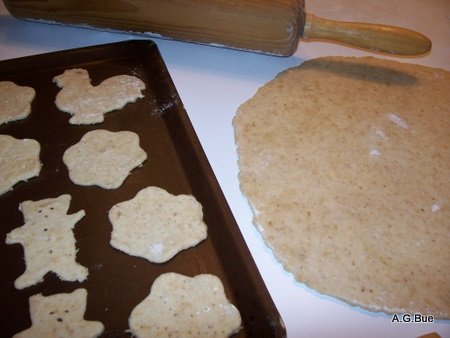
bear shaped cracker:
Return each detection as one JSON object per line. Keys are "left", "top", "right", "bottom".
{"left": 13, "top": 288, "right": 104, "bottom": 338}
{"left": 53, "top": 68, "right": 145, "bottom": 124}
{"left": 5, "top": 194, "right": 88, "bottom": 289}
{"left": 0, "top": 134, "right": 41, "bottom": 196}
{"left": 129, "top": 273, "right": 242, "bottom": 338}
{"left": 0, "top": 81, "right": 35, "bottom": 125}
{"left": 109, "top": 186, "right": 207, "bottom": 263}
{"left": 63, "top": 129, "right": 147, "bottom": 189}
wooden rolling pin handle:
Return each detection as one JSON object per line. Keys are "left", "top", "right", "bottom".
{"left": 303, "top": 14, "right": 432, "bottom": 55}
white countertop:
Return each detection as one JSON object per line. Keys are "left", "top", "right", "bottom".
{"left": 1, "top": 0, "right": 449, "bottom": 337}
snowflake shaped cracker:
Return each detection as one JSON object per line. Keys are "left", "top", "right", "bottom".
{"left": 5, "top": 194, "right": 88, "bottom": 289}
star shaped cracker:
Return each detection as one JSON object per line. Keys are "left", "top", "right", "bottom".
{"left": 5, "top": 194, "right": 88, "bottom": 289}
{"left": 109, "top": 186, "right": 207, "bottom": 263}
{"left": 13, "top": 289, "right": 104, "bottom": 338}
{"left": 0, "top": 134, "right": 41, "bottom": 196}
{"left": 53, "top": 68, "right": 145, "bottom": 124}
{"left": 63, "top": 129, "right": 147, "bottom": 189}
{"left": 129, "top": 273, "right": 242, "bottom": 338}
{"left": 0, "top": 81, "right": 35, "bottom": 125}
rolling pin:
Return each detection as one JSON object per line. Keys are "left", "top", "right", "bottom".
{"left": 3, "top": 0, "right": 431, "bottom": 56}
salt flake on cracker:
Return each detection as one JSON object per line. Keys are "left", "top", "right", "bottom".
{"left": 0, "top": 81, "right": 35, "bottom": 125}
{"left": 63, "top": 129, "right": 147, "bottom": 189}
{"left": 129, "top": 273, "right": 242, "bottom": 338}
{"left": 53, "top": 68, "right": 145, "bottom": 125}
{"left": 0, "top": 135, "right": 41, "bottom": 196}
{"left": 13, "top": 289, "right": 104, "bottom": 338}
{"left": 5, "top": 194, "right": 88, "bottom": 289}
{"left": 109, "top": 186, "right": 207, "bottom": 263}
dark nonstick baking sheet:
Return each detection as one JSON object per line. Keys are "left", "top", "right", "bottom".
{"left": 0, "top": 40, "right": 285, "bottom": 337}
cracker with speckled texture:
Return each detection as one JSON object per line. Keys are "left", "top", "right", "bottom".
{"left": 63, "top": 129, "right": 147, "bottom": 189}
{"left": 129, "top": 273, "right": 241, "bottom": 338}
{"left": 5, "top": 194, "right": 88, "bottom": 289}
{"left": 0, "top": 81, "right": 35, "bottom": 125}
{"left": 0, "top": 135, "right": 41, "bottom": 196}
{"left": 13, "top": 289, "right": 104, "bottom": 338}
{"left": 53, "top": 68, "right": 145, "bottom": 124}
{"left": 109, "top": 186, "right": 207, "bottom": 263}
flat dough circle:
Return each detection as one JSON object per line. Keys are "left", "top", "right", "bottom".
{"left": 233, "top": 57, "right": 450, "bottom": 318}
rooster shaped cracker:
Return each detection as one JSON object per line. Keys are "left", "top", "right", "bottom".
{"left": 53, "top": 68, "right": 145, "bottom": 125}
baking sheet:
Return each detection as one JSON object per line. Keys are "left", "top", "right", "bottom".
{"left": 0, "top": 40, "right": 286, "bottom": 337}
